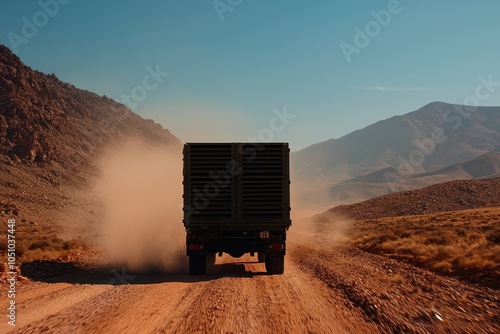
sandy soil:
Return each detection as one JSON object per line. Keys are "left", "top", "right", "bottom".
{"left": 1, "top": 236, "right": 498, "bottom": 334}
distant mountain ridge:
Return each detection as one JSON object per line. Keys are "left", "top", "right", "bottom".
{"left": 293, "top": 102, "right": 500, "bottom": 185}
{"left": 340, "top": 147, "right": 500, "bottom": 185}
{"left": 317, "top": 148, "right": 500, "bottom": 205}
{"left": 292, "top": 102, "right": 500, "bottom": 208}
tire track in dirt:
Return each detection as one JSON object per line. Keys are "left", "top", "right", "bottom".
{"left": 1, "top": 283, "right": 111, "bottom": 334}
{"left": 3, "top": 240, "right": 497, "bottom": 333}
{"left": 289, "top": 239, "right": 500, "bottom": 334}
{"left": 8, "top": 280, "right": 207, "bottom": 334}
{"left": 3, "top": 250, "right": 378, "bottom": 334}
{"left": 160, "top": 254, "right": 379, "bottom": 334}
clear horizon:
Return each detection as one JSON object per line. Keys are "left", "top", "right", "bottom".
{"left": 1, "top": 1, "right": 499, "bottom": 150}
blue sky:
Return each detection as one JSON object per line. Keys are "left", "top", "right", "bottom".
{"left": 1, "top": 0, "right": 499, "bottom": 150}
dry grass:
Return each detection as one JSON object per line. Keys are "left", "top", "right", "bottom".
{"left": 0, "top": 221, "right": 91, "bottom": 263}
{"left": 317, "top": 206, "right": 500, "bottom": 286}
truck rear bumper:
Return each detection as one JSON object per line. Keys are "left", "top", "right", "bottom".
{"left": 186, "top": 230, "right": 286, "bottom": 258}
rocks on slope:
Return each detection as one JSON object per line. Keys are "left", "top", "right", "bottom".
{"left": 324, "top": 178, "right": 500, "bottom": 221}
{"left": 0, "top": 44, "right": 180, "bottom": 182}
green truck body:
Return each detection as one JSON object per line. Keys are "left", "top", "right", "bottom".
{"left": 183, "top": 143, "right": 291, "bottom": 275}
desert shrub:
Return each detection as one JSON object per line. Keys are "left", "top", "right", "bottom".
{"left": 28, "top": 240, "right": 51, "bottom": 250}
{"left": 485, "top": 230, "right": 500, "bottom": 244}
{"left": 432, "top": 260, "right": 453, "bottom": 273}
{"left": 62, "top": 239, "right": 88, "bottom": 251}
{"left": 423, "top": 234, "right": 452, "bottom": 246}
{"left": 345, "top": 207, "right": 500, "bottom": 286}
{"left": 455, "top": 228, "right": 467, "bottom": 237}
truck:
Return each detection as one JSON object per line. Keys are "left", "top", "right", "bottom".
{"left": 183, "top": 142, "right": 291, "bottom": 275}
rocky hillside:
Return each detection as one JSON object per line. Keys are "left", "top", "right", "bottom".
{"left": 0, "top": 44, "right": 181, "bottom": 230}
{"left": 319, "top": 178, "right": 500, "bottom": 222}
{"left": 0, "top": 44, "right": 180, "bottom": 184}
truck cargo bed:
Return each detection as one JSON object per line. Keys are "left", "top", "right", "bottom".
{"left": 183, "top": 143, "right": 291, "bottom": 230}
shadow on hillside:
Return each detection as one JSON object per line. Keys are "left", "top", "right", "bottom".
{"left": 21, "top": 259, "right": 265, "bottom": 285}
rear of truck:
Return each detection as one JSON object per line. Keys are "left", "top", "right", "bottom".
{"left": 183, "top": 143, "right": 291, "bottom": 275}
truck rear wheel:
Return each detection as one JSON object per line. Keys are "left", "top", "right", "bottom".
{"left": 207, "top": 253, "right": 216, "bottom": 266}
{"left": 189, "top": 256, "right": 206, "bottom": 275}
{"left": 258, "top": 253, "right": 266, "bottom": 263}
{"left": 265, "top": 255, "right": 284, "bottom": 275}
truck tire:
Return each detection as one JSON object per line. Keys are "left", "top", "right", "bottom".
{"left": 189, "top": 256, "right": 206, "bottom": 275}
{"left": 258, "top": 252, "right": 266, "bottom": 263}
{"left": 265, "top": 255, "right": 284, "bottom": 275}
{"left": 207, "top": 253, "right": 216, "bottom": 266}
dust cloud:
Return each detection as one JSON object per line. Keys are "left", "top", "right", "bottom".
{"left": 289, "top": 179, "right": 352, "bottom": 245}
{"left": 94, "top": 139, "right": 187, "bottom": 272}
{"left": 92, "top": 138, "right": 350, "bottom": 271}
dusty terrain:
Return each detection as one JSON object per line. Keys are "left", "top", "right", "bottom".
{"left": 0, "top": 43, "right": 181, "bottom": 264}
{"left": 0, "top": 235, "right": 498, "bottom": 334}
{"left": 1, "top": 44, "right": 499, "bottom": 333}
{"left": 3, "top": 167, "right": 497, "bottom": 333}
{"left": 324, "top": 207, "right": 499, "bottom": 288}
{"left": 323, "top": 178, "right": 500, "bottom": 221}
{"left": 2, "top": 167, "right": 498, "bottom": 333}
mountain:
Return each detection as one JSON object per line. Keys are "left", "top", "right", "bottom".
{"left": 292, "top": 102, "right": 500, "bottom": 185}
{"left": 0, "top": 44, "right": 180, "bottom": 186}
{"left": 318, "top": 177, "right": 500, "bottom": 222}
{"left": 341, "top": 147, "right": 500, "bottom": 185}
{"left": 318, "top": 148, "right": 500, "bottom": 205}
{"left": 0, "top": 44, "right": 181, "bottom": 227}
{"left": 409, "top": 146, "right": 500, "bottom": 180}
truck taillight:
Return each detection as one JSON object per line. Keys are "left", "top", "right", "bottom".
{"left": 269, "top": 243, "right": 284, "bottom": 250}
{"left": 188, "top": 243, "right": 203, "bottom": 251}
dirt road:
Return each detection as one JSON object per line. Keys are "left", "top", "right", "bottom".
{"left": 1, "top": 238, "right": 498, "bottom": 334}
